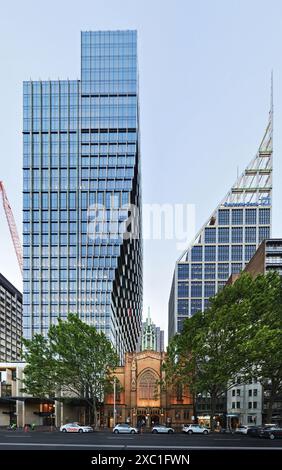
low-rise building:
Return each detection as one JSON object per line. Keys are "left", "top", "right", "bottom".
{"left": 0, "top": 273, "right": 22, "bottom": 362}
{"left": 227, "top": 378, "right": 263, "bottom": 429}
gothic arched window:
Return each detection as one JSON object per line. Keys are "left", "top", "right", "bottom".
{"left": 139, "top": 371, "right": 158, "bottom": 400}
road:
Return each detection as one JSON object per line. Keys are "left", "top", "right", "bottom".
{"left": 0, "top": 429, "right": 281, "bottom": 450}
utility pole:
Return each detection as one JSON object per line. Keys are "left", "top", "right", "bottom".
{"left": 113, "top": 376, "right": 116, "bottom": 428}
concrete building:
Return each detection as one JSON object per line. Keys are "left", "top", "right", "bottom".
{"left": 23, "top": 30, "right": 143, "bottom": 359}
{"left": 137, "top": 308, "right": 165, "bottom": 352}
{"left": 227, "top": 378, "right": 263, "bottom": 428}
{"left": 0, "top": 273, "right": 22, "bottom": 362}
{"left": 244, "top": 238, "right": 282, "bottom": 277}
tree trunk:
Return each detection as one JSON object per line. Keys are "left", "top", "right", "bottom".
{"left": 266, "top": 387, "right": 276, "bottom": 424}
{"left": 210, "top": 394, "right": 217, "bottom": 431}
{"left": 93, "top": 398, "right": 98, "bottom": 429}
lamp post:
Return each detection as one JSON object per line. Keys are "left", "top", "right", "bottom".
{"left": 113, "top": 377, "right": 116, "bottom": 428}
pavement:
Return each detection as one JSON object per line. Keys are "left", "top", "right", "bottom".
{"left": 0, "top": 429, "right": 282, "bottom": 450}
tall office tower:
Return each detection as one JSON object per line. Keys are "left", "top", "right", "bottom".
{"left": 0, "top": 273, "right": 22, "bottom": 362}
{"left": 168, "top": 97, "right": 273, "bottom": 340}
{"left": 23, "top": 31, "right": 142, "bottom": 358}
{"left": 137, "top": 308, "right": 165, "bottom": 352}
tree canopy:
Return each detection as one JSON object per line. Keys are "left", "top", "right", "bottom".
{"left": 22, "top": 313, "right": 119, "bottom": 426}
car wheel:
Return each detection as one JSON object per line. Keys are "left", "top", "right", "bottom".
{"left": 62, "top": 429, "right": 67, "bottom": 433}
{"left": 114, "top": 430, "right": 119, "bottom": 434}
{"left": 269, "top": 434, "right": 275, "bottom": 440}
{"left": 152, "top": 429, "right": 158, "bottom": 434}
{"left": 187, "top": 430, "right": 193, "bottom": 435}
{"left": 130, "top": 430, "right": 135, "bottom": 434}
{"left": 168, "top": 430, "right": 173, "bottom": 434}
{"left": 203, "top": 430, "right": 208, "bottom": 435}
{"left": 78, "top": 429, "right": 83, "bottom": 433}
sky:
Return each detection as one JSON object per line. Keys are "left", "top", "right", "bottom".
{"left": 0, "top": 0, "right": 282, "bottom": 345}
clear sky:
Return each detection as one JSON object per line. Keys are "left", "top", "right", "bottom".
{"left": 0, "top": 0, "right": 281, "bottom": 345}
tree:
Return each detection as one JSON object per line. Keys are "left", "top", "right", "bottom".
{"left": 164, "top": 274, "right": 255, "bottom": 430}
{"left": 22, "top": 314, "right": 119, "bottom": 427}
{"left": 241, "top": 272, "right": 282, "bottom": 422}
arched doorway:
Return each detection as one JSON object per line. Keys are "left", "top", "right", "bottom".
{"left": 150, "top": 414, "right": 159, "bottom": 426}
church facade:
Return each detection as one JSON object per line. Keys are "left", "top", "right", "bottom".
{"left": 104, "top": 351, "right": 193, "bottom": 429}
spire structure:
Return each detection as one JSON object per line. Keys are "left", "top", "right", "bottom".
{"left": 169, "top": 89, "right": 273, "bottom": 339}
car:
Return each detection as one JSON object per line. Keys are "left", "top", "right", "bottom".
{"left": 235, "top": 425, "right": 255, "bottom": 435}
{"left": 183, "top": 424, "right": 210, "bottom": 435}
{"left": 260, "top": 426, "right": 281, "bottom": 439}
{"left": 60, "top": 422, "right": 94, "bottom": 433}
{"left": 151, "top": 424, "right": 174, "bottom": 434}
{"left": 113, "top": 423, "right": 139, "bottom": 434}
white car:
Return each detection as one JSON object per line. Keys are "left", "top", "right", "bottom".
{"left": 235, "top": 425, "right": 252, "bottom": 435}
{"left": 152, "top": 424, "right": 174, "bottom": 434}
{"left": 60, "top": 422, "right": 94, "bottom": 433}
{"left": 183, "top": 424, "right": 210, "bottom": 435}
{"left": 113, "top": 423, "right": 139, "bottom": 434}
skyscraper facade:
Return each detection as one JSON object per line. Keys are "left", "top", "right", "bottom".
{"left": 23, "top": 30, "right": 142, "bottom": 358}
{"left": 0, "top": 273, "right": 22, "bottom": 362}
{"left": 168, "top": 100, "right": 273, "bottom": 339}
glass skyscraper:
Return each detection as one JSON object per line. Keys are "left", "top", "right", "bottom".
{"left": 168, "top": 99, "right": 273, "bottom": 339}
{"left": 23, "top": 30, "right": 142, "bottom": 358}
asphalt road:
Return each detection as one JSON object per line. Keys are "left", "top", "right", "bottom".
{"left": 0, "top": 430, "right": 281, "bottom": 450}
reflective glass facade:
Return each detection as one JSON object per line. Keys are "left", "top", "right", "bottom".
{"left": 23, "top": 31, "right": 142, "bottom": 359}
{"left": 169, "top": 105, "right": 273, "bottom": 339}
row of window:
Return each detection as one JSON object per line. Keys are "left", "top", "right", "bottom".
{"left": 231, "top": 401, "right": 258, "bottom": 409}
{"left": 218, "top": 208, "right": 270, "bottom": 225}
{"left": 204, "top": 226, "right": 270, "bottom": 243}
{"left": 189, "top": 244, "right": 264, "bottom": 263}
{"left": 232, "top": 389, "right": 258, "bottom": 397}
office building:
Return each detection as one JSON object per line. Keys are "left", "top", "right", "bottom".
{"left": 168, "top": 97, "right": 273, "bottom": 339}
{"left": 23, "top": 31, "right": 142, "bottom": 358}
{"left": 0, "top": 273, "right": 22, "bottom": 362}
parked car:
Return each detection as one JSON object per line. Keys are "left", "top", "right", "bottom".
{"left": 60, "top": 422, "right": 93, "bottom": 433}
{"left": 246, "top": 426, "right": 262, "bottom": 437}
{"left": 152, "top": 424, "right": 174, "bottom": 434}
{"left": 183, "top": 424, "right": 210, "bottom": 435}
{"left": 264, "top": 427, "right": 282, "bottom": 440}
{"left": 113, "top": 423, "right": 139, "bottom": 434}
{"left": 235, "top": 425, "right": 255, "bottom": 435}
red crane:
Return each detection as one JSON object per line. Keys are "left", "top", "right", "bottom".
{"left": 0, "top": 181, "right": 23, "bottom": 275}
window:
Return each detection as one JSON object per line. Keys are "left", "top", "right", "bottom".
{"left": 232, "top": 209, "right": 243, "bottom": 225}
{"left": 253, "top": 389, "right": 258, "bottom": 397}
{"left": 191, "top": 264, "right": 202, "bottom": 279}
{"left": 218, "top": 263, "right": 229, "bottom": 279}
{"left": 205, "top": 228, "right": 216, "bottom": 243}
{"left": 178, "top": 282, "right": 188, "bottom": 298}
{"left": 236, "top": 389, "right": 240, "bottom": 396}
{"left": 231, "top": 263, "right": 242, "bottom": 274}
{"left": 218, "top": 209, "right": 230, "bottom": 225}
{"left": 204, "top": 282, "right": 215, "bottom": 298}
{"left": 245, "top": 245, "right": 256, "bottom": 262}
{"left": 205, "top": 246, "right": 216, "bottom": 261}
{"left": 259, "top": 226, "right": 270, "bottom": 243}
{"left": 237, "top": 402, "right": 240, "bottom": 408}
{"left": 249, "top": 389, "right": 252, "bottom": 397}
{"left": 218, "top": 246, "right": 229, "bottom": 261}
{"left": 259, "top": 208, "right": 270, "bottom": 225}
{"left": 139, "top": 371, "right": 157, "bottom": 400}
{"left": 178, "top": 299, "right": 189, "bottom": 315}
{"left": 183, "top": 410, "right": 189, "bottom": 420}
{"left": 253, "top": 402, "right": 257, "bottom": 409}
{"left": 248, "top": 402, "right": 252, "bottom": 409}
{"left": 232, "top": 390, "right": 235, "bottom": 397}
{"left": 191, "top": 246, "right": 202, "bottom": 262}
{"left": 232, "top": 402, "right": 235, "bottom": 409}
{"left": 232, "top": 245, "right": 242, "bottom": 261}
{"left": 245, "top": 209, "right": 257, "bottom": 225}
{"left": 218, "top": 227, "right": 229, "bottom": 243}
{"left": 178, "top": 264, "right": 189, "bottom": 280}
{"left": 191, "top": 299, "right": 202, "bottom": 315}
{"left": 204, "top": 263, "right": 216, "bottom": 279}
{"left": 245, "top": 227, "right": 256, "bottom": 243}
{"left": 191, "top": 282, "right": 202, "bottom": 298}
{"left": 232, "top": 227, "right": 243, "bottom": 243}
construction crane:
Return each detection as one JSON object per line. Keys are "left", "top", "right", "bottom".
{"left": 0, "top": 181, "right": 23, "bottom": 276}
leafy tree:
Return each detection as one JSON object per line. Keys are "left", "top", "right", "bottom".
{"left": 22, "top": 314, "right": 119, "bottom": 427}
